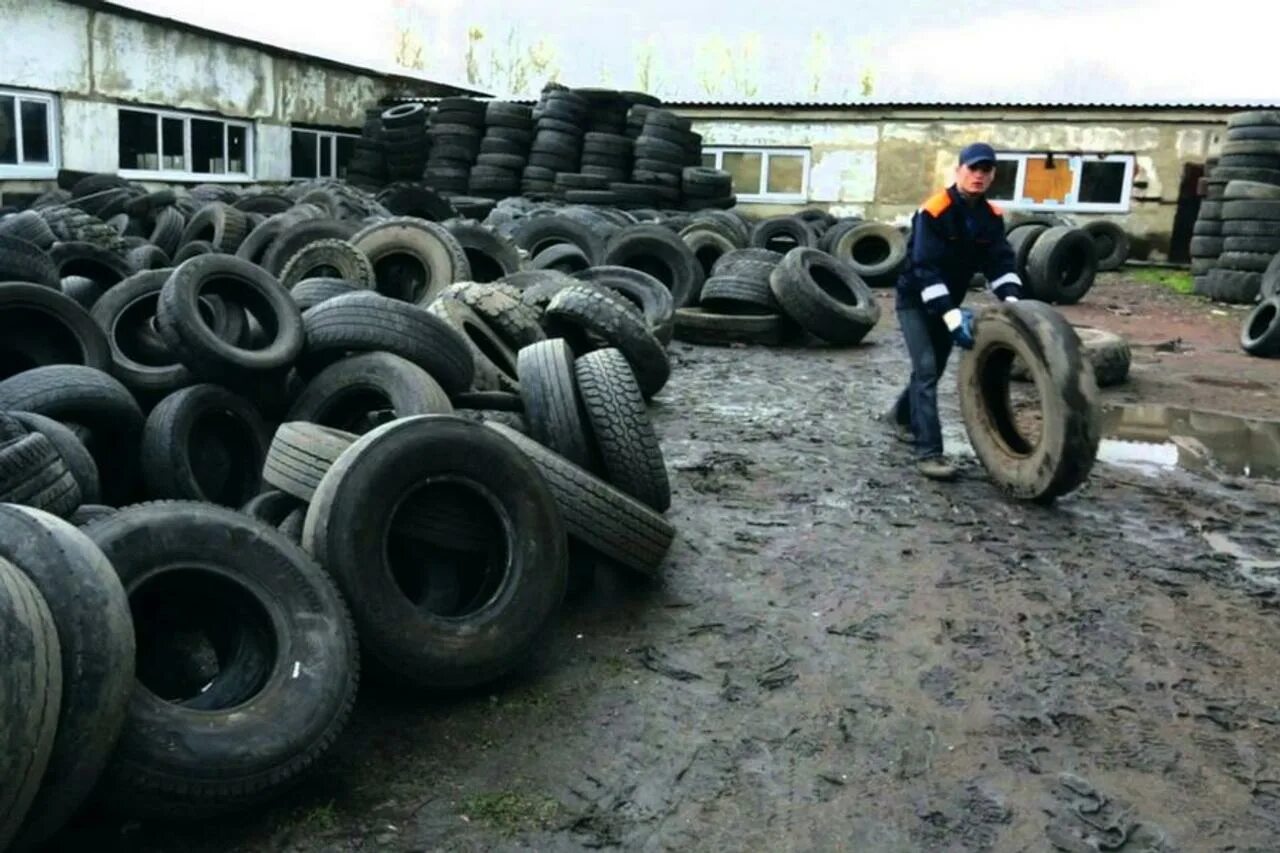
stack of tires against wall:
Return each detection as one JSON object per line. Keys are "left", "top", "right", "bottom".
{"left": 380, "top": 103, "right": 430, "bottom": 183}
{"left": 0, "top": 171, "right": 688, "bottom": 844}
{"left": 469, "top": 101, "right": 535, "bottom": 200}
{"left": 345, "top": 107, "right": 389, "bottom": 189}
{"left": 1001, "top": 219, "right": 1101, "bottom": 305}
{"left": 425, "top": 98, "right": 484, "bottom": 195}
{"left": 1191, "top": 110, "right": 1280, "bottom": 304}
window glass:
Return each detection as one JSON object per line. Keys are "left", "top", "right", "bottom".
{"left": 766, "top": 153, "right": 804, "bottom": 195}
{"left": 119, "top": 109, "right": 159, "bottom": 170}
{"left": 701, "top": 152, "right": 716, "bottom": 170}
{"left": 1079, "top": 160, "right": 1127, "bottom": 204}
{"left": 722, "top": 152, "right": 762, "bottom": 195}
{"left": 987, "top": 158, "right": 1019, "bottom": 201}
{"left": 319, "top": 136, "right": 333, "bottom": 177}
{"left": 161, "top": 117, "right": 184, "bottom": 170}
{"left": 0, "top": 97, "right": 16, "bottom": 164}
{"left": 191, "top": 118, "right": 224, "bottom": 173}
{"left": 292, "top": 130, "right": 317, "bottom": 178}
{"left": 335, "top": 135, "right": 356, "bottom": 178}
{"left": 19, "top": 100, "right": 49, "bottom": 163}
{"left": 226, "top": 125, "right": 247, "bottom": 174}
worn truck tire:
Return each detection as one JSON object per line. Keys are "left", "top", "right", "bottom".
{"left": 516, "top": 338, "right": 597, "bottom": 471}
{"left": 426, "top": 298, "right": 520, "bottom": 392}
{"left": 141, "top": 384, "right": 270, "bottom": 506}
{"left": 1241, "top": 297, "right": 1280, "bottom": 357}
{"left": 1025, "top": 226, "right": 1098, "bottom": 304}
{"left": 289, "top": 277, "right": 361, "bottom": 312}
{"left": 288, "top": 352, "right": 452, "bottom": 431}
{"left": 178, "top": 202, "right": 250, "bottom": 254}
{"left": 574, "top": 348, "right": 670, "bottom": 511}
{"left": 604, "top": 224, "right": 704, "bottom": 308}
{"left": 749, "top": 216, "right": 818, "bottom": 253}
{"left": 262, "top": 422, "right": 358, "bottom": 502}
{"left": 0, "top": 558, "right": 61, "bottom": 853}
{"left": 444, "top": 221, "right": 523, "bottom": 283}
{"left": 278, "top": 239, "right": 375, "bottom": 290}
{"left": 260, "top": 218, "right": 360, "bottom": 277}
{"left": 957, "top": 301, "right": 1100, "bottom": 503}
{"left": 0, "top": 234, "right": 60, "bottom": 288}
{"left": 0, "top": 431, "right": 81, "bottom": 517}
{"left": 1007, "top": 223, "right": 1048, "bottom": 283}
{"left": 351, "top": 217, "right": 471, "bottom": 304}
{"left": 84, "top": 501, "right": 357, "bottom": 819}
{"left": 545, "top": 284, "right": 671, "bottom": 398}
{"left": 1082, "top": 220, "right": 1129, "bottom": 271}
{"left": 303, "top": 416, "right": 567, "bottom": 689}
{"left": 299, "top": 291, "right": 475, "bottom": 394}
{"left": 0, "top": 281, "right": 112, "bottom": 379}
{"left": 48, "top": 242, "right": 134, "bottom": 288}
{"left": 673, "top": 307, "right": 786, "bottom": 346}
{"left": 831, "top": 222, "right": 909, "bottom": 285}
{"left": 572, "top": 266, "right": 676, "bottom": 344}
{"left": 513, "top": 215, "right": 606, "bottom": 266}
{"left": 10, "top": 411, "right": 102, "bottom": 505}
{"left": 485, "top": 422, "right": 674, "bottom": 577}
{"left": 769, "top": 247, "right": 880, "bottom": 344}
{"left": 701, "top": 274, "right": 780, "bottom": 315}
{"left": 0, "top": 505, "right": 133, "bottom": 850}
{"left": 1206, "top": 268, "right": 1263, "bottom": 304}
{"left": 437, "top": 282, "right": 546, "bottom": 351}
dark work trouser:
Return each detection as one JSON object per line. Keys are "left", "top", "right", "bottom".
{"left": 892, "top": 305, "right": 954, "bottom": 460}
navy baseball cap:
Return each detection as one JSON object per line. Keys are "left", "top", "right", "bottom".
{"left": 959, "top": 142, "right": 996, "bottom": 167}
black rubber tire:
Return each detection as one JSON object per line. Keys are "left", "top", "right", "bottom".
{"left": 288, "top": 351, "right": 453, "bottom": 430}
{"left": 375, "top": 183, "right": 458, "bottom": 221}
{"left": 259, "top": 219, "right": 360, "bottom": 278}
{"left": 1025, "top": 226, "right": 1099, "bottom": 305}
{"left": 171, "top": 240, "right": 215, "bottom": 264}
{"left": 545, "top": 285, "right": 671, "bottom": 398}
{"left": 1221, "top": 220, "right": 1280, "bottom": 237}
{"left": 0, "top": 281, "right": 112, "bottom": 380}
{"left": 1207, "top": 268, "right": 1263, "bottom": 304}
{"left": 0, "top": 365, "right": 144, "bottom": 506}
{"left": 673, "top": 307, "right": 786, "bottom": 346}
{"left": 603, "top": 224, "right": 703, "bottom": 309}
{"left": 262, "top": 422, "right": 356, "bottom": 502}
{"left": 0, "top": 432, "right": 81, "bottom": 516}
{"left": 178, "top": 202, "right": 250, "bottom": 254}
{"left": 350, "top": 217, "right": 471, "bottom": 304}
{"left": 0, "top": 210, "right": 57, "bottom": 249}
{"left": 233, "top": 208, "right": 321, "bottom": 268}
{"left": 452, "top": 391, "right": 523, "bottom": 412}
{"left": 1217, "top": 252, "right": 1273, "bottom": 273}
{"left": 84, "top": 501, "right": 357, "bottom": 819}
{"left": 59, "top": 276, "right": 103, "bottom": 311}
{"left": 278, "top": 239, "right": 375, "bottom": 290}
{"left": 750, "top": 216, "right": 818, "bottom": 253}
{"left": 1264, "top": 253, "right": 1280, "bottom": 300}
{"left": 10, "top": 411, "right": 102, "bottom": 505}
{"left": 300, "top": 415, "right": 566, "bottom": 689}
{"left": 444, "top": 221, "right": 523, "bottom": 283}
{"left": 437, "top": 282, "right": 546, "bottom": 351}
{"left": 571, "top": 266, "right": 675, "bottom": 344}
{"left": 240, "top": 489, "right": 304, "bottom": 529}
{"left": 516, "top": 338, "right": 597, "bottom": 471}
{"left": 574, "top": 348, "right": 670, "bottom": 511}
{"left": 1223, "top": 236, "right": 1280, "bottom": 254}
{"left": 513, "top": 215, "right": 606, "bottom": 265}
{"left": 529, "top": 242, "right": 591, "bottom": 273}
{"left": 90, "top": 269, "right": 202, "bottom": 399}
{"left": 300, "top": 291, "right": 475, "bottom": 394}
{"left": 484, "top": 422, "right": 673, "bottom": 577}
{"left": 1241, "top": 297, "right": 1280, "bottom": 357}
{"left": 47, "top": 243, "right": 131, "bottom": 291}
{"left": 1189, "top": 236, "right": 1224, "bottom": 257}
{"left": 958, "top": 301, "right": 1100, "bottom": 503}
{"left": 768, "top": 248, "right": 880, "bottom": 344}
{"left": 830, "top": 223, "right": 909, "bottom": 285}
{"left": 290, "top": 277, "right": 360, "bottom": 312}
{"left": 127, "top": 243, "right": 170, "bottom": 272}
{"left": 0, "top": 505, "right": 133, "bottom": 848}
{"left": 1082, "top": 220, "right": 1129, "bottom": 271}
{"left": 1012, "top": 326, "right": 1131, "bottom": 388}
{"left": 0, "top": 234, "right": 60, "bottom": 288}
{"left": 67, "top": 503, "right": 117, "bottom": 526}
{"left": 680, "top": 226, "right": 738, "bottom": 280}
{"left": 701, "top": 274, "right": 780, "bottom": 315}
{"left": 140, "top": 384, "right": 270, "bottom": 506}
{"left": 1222, "top": 200, "right": 1280, "bottom": 221}
{"left": 156, "top": 254, "right": 304, "bottom": 382}
{"left": 1224, "top": 180, "right": 1280, "bottom": 201}
{"left": 0, "top": 557, "right": 61, "bottom": 853}
{"left": 146, "top": 206, "right": 184, "bottom": 258}
{"left": 711, "top": 248, "right": 784, "bottom": 280}
{"left": 1007, "top": 224, "right": 1048, "bottom": 283}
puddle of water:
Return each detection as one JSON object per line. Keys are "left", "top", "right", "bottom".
{"left": 1098, "top": 404, "right": 1280, "bottom": 481}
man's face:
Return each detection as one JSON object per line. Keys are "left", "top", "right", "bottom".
{"left": 956, "top": 160, "right": 996, "bottom": 195}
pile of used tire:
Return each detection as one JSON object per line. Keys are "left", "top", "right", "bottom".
{"left": 0, "top": 170, "right": 684, "bottom": 844}
{"left": 1191, "top": 109, "right": 1280, "bottom": 304}
{"left": 1003, "top": 217, "right": 1101, "bottom": 304}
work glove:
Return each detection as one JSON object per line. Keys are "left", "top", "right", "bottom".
{"left": 943, "top": 307, "right": 976, "bottom": 350}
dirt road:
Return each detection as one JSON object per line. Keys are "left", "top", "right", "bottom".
{"left": 64, "top": 275, "right": 1280, "bottom": 853}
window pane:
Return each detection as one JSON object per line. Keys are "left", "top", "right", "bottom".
{"left": 766, "top": 153, "right": 804, "bottom": 195}
{"left": 319, "top": 135, "right": 333, "bottom": 177}
{"left": 227, "top": 125, "right": 247, "bottom": 174}
{"left": 722, "top": 152, "right": 762, "bottom": 195}
{"left": 701, "top": 152, "right": 716, "bottom": 169}
{"left": 161, "top": 117, "right": 184, "bottom": 170}
{"left": 19, "top": 101, "right": 49, "bottom": 163}
{"left": 291, "top": 130, "right": 317, "bottom": 179}
{"left": 119, "top": 109, "right": 159, "bottom": 170}
{"left": 987, "top": 158, "right": 1019, "bottom": 201}
{"left": 0, "top": 97, "right": 16, "bottom": 164}
{"left": 1079, "top": 160, "right": 1127, "bottom": 204}
{"left": 191, "top": 118, "right": 225, "bottom": 173}
{"left": 335, "top": 135, "right": 356, "bottom": 178}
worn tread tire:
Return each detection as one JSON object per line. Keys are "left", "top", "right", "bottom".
{"left": 437, "top": 282, "right": 546, "bottom": 351}
{"left": 1241, "top": 297, "right": 1280, "bottom": 357}
{"left": 1025, "top": 226, "right": 1099, "bottom": 304}
{"left": 288, "top": 351, "right": 453, "bottom": 431}
{"left": 673, "top": 307, "right": 786, "bottom": 346}
{"left": 1082, "top": 220, "right": 1129, "bottom": 271}
{"left": 10, "top": 410, "right": 102, "bottom": 505}
{"left": 263, "top": 422, "right": 357, "bottom": 502}
{"left": 516, "top": 338, "right": 597, "bottom": 471}
{"left": 570, "top": 266, "right": 675, "bottom": 344}
{"left": 603, "top": 224, "right": 703, "bottom": 308}
{"left": 350, "top": 217, "right": 471, "bottom": 304}
{"left": 768, "top": 248, "right": 880, "bottom": 344}
{"left": 544, "top": 284, "right": 671, "bottom": 398}
{"left": 0, "top": 432, "right": 81, "bottom": 516}
{"left": 278, "top": 239, "right": 376, "bottom": 290}
{"left": 0, "top": 281, "right": 112, "bottom": 379}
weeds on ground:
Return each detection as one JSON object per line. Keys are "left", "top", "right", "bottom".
{"left": 459, "top": 790, "right": 563, "bottom": 833}
{"left": 1131, "top": 267, "right": 1195, "bottom": 294}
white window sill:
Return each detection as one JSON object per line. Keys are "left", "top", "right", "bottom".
{"left": 992, "top": 200, "right": 1130, "bottom": 214}
{"left": 737, "top": 194, "right": 808, "bottom": 204}
{"left": 119, "top": 169, "right": 253, "bottom": 183}
{"left": 0, "top": 166, "right": 58, "bottom": 180}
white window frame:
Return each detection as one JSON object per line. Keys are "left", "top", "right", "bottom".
{"left": 117, "top": 106, "right": 253, "bottom": 182}
{"left": 290, "top": 127, "right": 361, "bottom": 180}
{"left": 988, "top": 152, "right": 1135, "bottom": 213}
{"left": 0, "top": 88, "right": 59, "bottom": 180}
{"left": 701, "top": 146, "right": 810, "bottom": 203}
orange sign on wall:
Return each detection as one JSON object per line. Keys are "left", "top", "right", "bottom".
{"left": 1022, "top": 157, "right": 1076, "bottom": 204}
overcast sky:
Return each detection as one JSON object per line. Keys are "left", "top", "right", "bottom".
{"left": 121, "top": 0, "right": 1276, "bottom": 104}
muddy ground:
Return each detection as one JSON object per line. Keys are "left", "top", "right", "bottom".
{"left": 58, "top": 273, "right": 1280, "bottom": 853}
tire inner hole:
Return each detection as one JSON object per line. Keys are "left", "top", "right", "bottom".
{"left": 200, "top": 274, "right": 281, "bottom": 351}
{"left": 463, "top": 248, "right": 507, "bottom": 283}
{"left": 312, "top": 386, "right": 397, "bottom": 433}
{"left": 130, "top": 567, "right": 278, "bottom": 709}
{"left": 810, "top": 264, "right": 857, "bottom": 305}
{"left": 188, "top": 407, "right": 262, "bottom": 505}
{"left": 0, "top": 307, "right": 83, "bottom": 379}
{"left": 386, "top": 480, "right": 510, "bottom": 619}
{"left": 851, "top": 236, "right": 891, "bottom": 267}
{"left": 464, "top": 319, "right": 518, "bottom": 379}
{"left": 373, "top": 251, "right": 430, "bottom": 302}
{"left": 1250, "top": 303, "right": 1278, "bottom": 340}
{"left": 979, "top": 343, "right": 1044, "bottom": 455}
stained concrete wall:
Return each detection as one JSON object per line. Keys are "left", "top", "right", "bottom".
{"left": 687, "top": 107, "right": 1235, "bottom": 259}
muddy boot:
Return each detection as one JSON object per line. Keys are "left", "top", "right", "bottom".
{"left": 916, "top": 456, "right": 957, "bottom": 481}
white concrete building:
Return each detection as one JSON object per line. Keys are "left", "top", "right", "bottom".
{"left": 0, "top": 0, "right": 479, "bottom": 199}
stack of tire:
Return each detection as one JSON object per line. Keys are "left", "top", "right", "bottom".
{"left": 379, "top": 103, "right": 430, "bottom": 183}
{"left": 0, "top": 173, "right": 687, "bottom": 843}
{"left": 522, "top": 88, "right": 589, "bottom": 198}
{"left": 469, "top": 101, "right": 535, "bottom": 200}
{"left": 424, "top": 97, "right": 486, "bottom": 195}
{"left": 1193, "top": 109, "right": 1280, "bottom": 303}
{"left": 681, "top": 167, "right": 736, "bottom": 211}
{"left": 1003, "top": 219, "right": 1099, "bottom": 304}
{"left": 346, "top": 107, "right": 390, "bottom": 189}
{"left": 618, "top": 108, "right": 692, "bottom": 209}
{"left": 554, "top": 131, "right": 634, "bottom": 205}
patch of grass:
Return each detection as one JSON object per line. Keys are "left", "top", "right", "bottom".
{"left": 292, "top": 800, "right": 340, "bottom": 834}
{"left": 1131, "top": 267, "right": 1195, "bottom": 294}
{"left": 459, "top": 790, "right": 563, "bottom": 833}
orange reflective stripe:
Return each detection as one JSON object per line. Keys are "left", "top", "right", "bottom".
{"left": 921, "top": 189, "right": 951, "bottom": 217}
